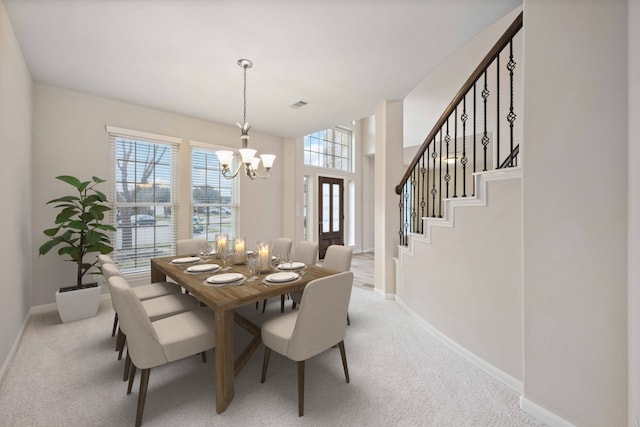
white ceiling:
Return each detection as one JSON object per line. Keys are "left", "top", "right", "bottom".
{"left": 4, "top": 0, "right": 521, "bottom": 139}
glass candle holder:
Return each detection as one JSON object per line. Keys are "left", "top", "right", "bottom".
{"left": 257, "top": 241, "right": 271, "bottom": 273}
{"left": 216, "top": 234, "right": 228, "bottom": 259}
{"left": 233, "top": 237, "right": 246, "bottom": 264}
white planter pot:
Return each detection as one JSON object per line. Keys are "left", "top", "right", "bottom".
{"left": 55, "top": 284, "right": 101, "bottom": 323}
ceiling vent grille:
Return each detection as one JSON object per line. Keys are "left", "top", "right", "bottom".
{"left": 290, "top": 100, "right": 308, "bottom": 109}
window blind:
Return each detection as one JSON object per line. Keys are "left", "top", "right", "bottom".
{"left": 107, "top": 128, "right": 179, "bottom": 275}
{"left": 191, "top": 145, "right": 240, "bottom": 243}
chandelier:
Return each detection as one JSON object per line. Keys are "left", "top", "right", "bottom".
{"left": 216, "top": 59, "right": 276, "bottom": 180}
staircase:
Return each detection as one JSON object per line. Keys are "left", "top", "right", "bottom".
{"left": 393, "top": 11, "right": 525, "bottom": 391}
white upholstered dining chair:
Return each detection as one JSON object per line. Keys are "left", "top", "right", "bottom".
{"left": 102, "top": 263, "right": 200, "bottom": 371}
{"left": 260, "top": 271, "right": 353, "bottom": 416}
{"left": 108, "top": 275, "right": 216, "bottom": 427}
{"left": 289, "top": 241, "right": 319, "bottom": 307}
{"left": 98, "top": 255, "right": 181, "bottom": 336}
{"left": 176, "top": 238, "right": 208, "bottom": 256}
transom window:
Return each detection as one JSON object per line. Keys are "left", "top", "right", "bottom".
{"left": 304, "top": 127, "right": 352, "bottom": 172}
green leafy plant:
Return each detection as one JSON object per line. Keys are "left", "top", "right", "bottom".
{"left": 39, "top": 175, "right": 117, "bottom": 289}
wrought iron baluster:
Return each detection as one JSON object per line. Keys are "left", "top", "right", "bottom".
{"left": 507, "top": 39, "right": 517, "bottom": 167}
{"left": 473, "top": 82, "right": 477, "bottom": 196}
{"left": 496, "top": 55, "right": 500, "bottom": 168}
{"left": 419, "top": 155, "right": 426, "bottom": 233}
{"left": 453, "top": 107, "right": 458, "bottom": 198}
{"left": 438, "top": 130, "right": 443, "bottom": 217}
{"left": 482, "top": 71, "right": 489, "bottom": 171}
{"left": 431, "top": 136, "right": 437, "bottom": 217}
{"left": 444, "top": 120, "right": 451, "bottom": 199}
{"left": 461, "top": 94, "right": 468, "bottom": 197}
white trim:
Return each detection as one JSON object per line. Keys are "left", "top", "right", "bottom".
{"left": 520, "top": 396, "right": 576, "bottom": 427}
{"left": 105, "top": 125, "right": 182, "bottom": 145}
{"left": 0, "top": 311, "right": 32, "bottom": 385}
{"left": 396, "top": 295, "right": 523, "bottom": 394}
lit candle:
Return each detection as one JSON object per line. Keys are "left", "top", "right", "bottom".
{"left": 216, "top": 235, "right": 227, "bottom": 257}
{"left": 258, "top": 243, "right": 270, "bottom": 272}
{"left": 234, "top": 237, "right": 245, "bottom": 264}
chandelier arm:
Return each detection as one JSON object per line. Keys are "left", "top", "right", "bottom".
{"left": 252, "top": 169, "right": 272, "bottom": 179}
{"left": 221, "top": 162, "right": 244, "bottom": 180}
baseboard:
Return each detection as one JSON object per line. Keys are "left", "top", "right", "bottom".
{"left": 1, "top": 293, "right": 113, "bottom": 385}
{"left": 520, "top": 396, "right": 576, "bottom": 427}
{"left": 395, "top": 295, "right": 523, "bottom": 394}
{"left": 0, "top": 310, "right": 32, "bottom": 386}
{"left": 372, "top": 287, "right": 395, "bottom": 300}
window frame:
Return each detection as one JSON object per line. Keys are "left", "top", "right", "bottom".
{"left": 303, "top": 127, "right": 353, "bottom": 172}
{"left": 107, "top": 126, "right": 180, "bottom": 276}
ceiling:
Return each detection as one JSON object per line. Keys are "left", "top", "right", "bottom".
{"left": 4, "top": 0, "right": 521, "bottom": 140}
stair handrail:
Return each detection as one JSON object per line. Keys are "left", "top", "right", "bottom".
{"left": 395, "top": 11, "right": 523, "bottom": 195}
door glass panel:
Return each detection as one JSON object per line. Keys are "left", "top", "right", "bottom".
{"left": 332, "top": 183, "right": 340, "bottom": 231}
{"left": 322, "top": 183, "right": 330, "bottom": 232}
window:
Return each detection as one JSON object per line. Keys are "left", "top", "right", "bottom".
{"left": 191, "top": 146, "right": 239, "bottom": 242}
{"left": 304, "top": 127, "right": 352, "bottom": 172}
{"left": 108, "top": 128, "right": 178, "bottom": 275}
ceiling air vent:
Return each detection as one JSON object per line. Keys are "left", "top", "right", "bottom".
{"left": 290, "top": 100, "right": 308, "bottom": 109}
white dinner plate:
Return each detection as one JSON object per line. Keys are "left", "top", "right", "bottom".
{"left": 186, "top": 263, "right": 219, "bottom": 273}
{"left": 276, "top": 262, "right": 306, "bottom": 271}
{"left": 206, "top": 273, "right": 244, "bottom": 284}
{"left": 171, "top": 256, "right": 201, "bottom": 264}
{"left": 265, "top": 272, "right": 299, "bottom": 283}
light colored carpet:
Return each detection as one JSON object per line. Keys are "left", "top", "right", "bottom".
{"left": 0, "top": 285, "right": 544, "bottom": 426}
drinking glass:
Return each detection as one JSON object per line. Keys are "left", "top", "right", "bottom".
{"left": 247, "top": 253, "right": 259, "bottom": 280}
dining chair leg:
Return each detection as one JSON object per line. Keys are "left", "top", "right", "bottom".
{"left": 118, "top": 332, "right": 127, "bottom": 360}
{"left": 127, "top": 364, "right": 137, "bottom": 395}
{"left": 347, "top": 312, "right": 350, "bottom": 326}
{"left": 338, "top": 341, "right": 350, "bottom": 383}
{"left": 260, "top": 347, "right": 272, "bottom": 383}
{"left": 115, "top": 327, "right": 125, "bottom": 352}
{"left": 262, "top": 299, "right": 267, "bottom": 313}
{"left": 111, "top": 313, "right": 119, "bottom": 337}
{"left": 135, "top": 368, "right": 150, "bottom": 427}
{"left": 280, "top": 295, "right": 285, "bottom": 313}
{"left": 201, "top": 351, "right": 207, "bottom": 363}
{"left": 255, "top": 301, "right": 259, "bottom": 310}
{"left": 292, "top": 301, "right": 297, "bottom": 310}
{"left": 297, "top": 360, "right": 305, "bottom": 417}
{"left": 123, "top": 350, "right": 131, "bottom": 381}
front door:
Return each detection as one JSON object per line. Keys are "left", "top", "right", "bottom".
{"left": 318, "top": 176, "right": 344, "bottom": 259}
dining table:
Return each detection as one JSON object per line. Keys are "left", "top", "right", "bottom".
{"left": 150, "top": 254, "right": 336, "bottom": 414}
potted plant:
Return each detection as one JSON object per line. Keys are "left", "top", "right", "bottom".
{"left": 39, "top": 175, "right": 117, "bottom": 323}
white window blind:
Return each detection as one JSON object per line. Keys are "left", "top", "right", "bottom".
{"left": 108, "top": 128, "right": 179, "bottom": 275}
{"left": 191, "top": 146, "right": 239, "bottom": 242}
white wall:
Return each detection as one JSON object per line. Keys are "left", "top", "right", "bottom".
{"left": 31, "top": 84, "right": 284, "bottom": 306}
{"left": 628, "top": 0, "right": 639, "bottom": 425}
{"left": 0, "top": 0, "right": 33, "bottom": 375}
{"left": 397, "top": 176, "right": 523, "bottom": 383}
{"left": 403, "top": 6, "right": 523, "bottom": 151}
{"left": 522, "top": 1, "right": 628, "bottom": 425}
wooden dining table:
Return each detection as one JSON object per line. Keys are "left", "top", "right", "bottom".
{"left": 150, "top": 255, "right": 336, "bottom": 414}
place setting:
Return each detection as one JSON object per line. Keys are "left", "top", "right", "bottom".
{"left": 185, "top": 263, "right": 220, "bottom": 274}
{"left": 262, "top": 271, "right": 301, "bottom": 286}
{"left": 204, "top": 272, "right": 246, "bottom": 288}
{"left": 170, "top": 256, "right": 201, "bottom": 265}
